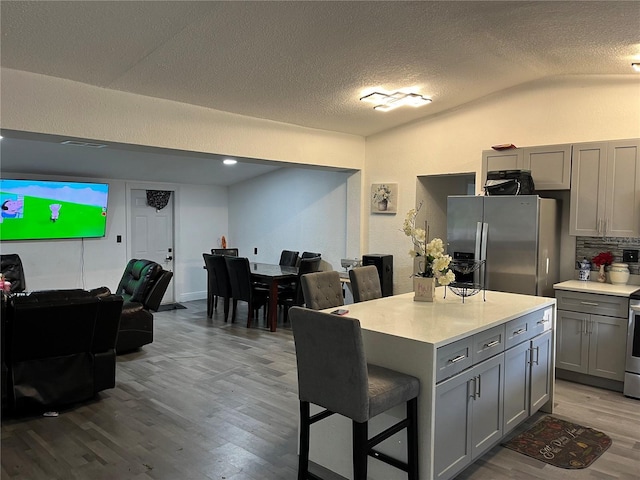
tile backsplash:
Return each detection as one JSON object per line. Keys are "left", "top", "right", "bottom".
{"left": 576, "top": 237, "right": 640, "bottom": 274}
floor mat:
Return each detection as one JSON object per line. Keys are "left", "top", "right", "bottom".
{"left": 502, "top": 416, "right": 612, "bottom": 469}
{"left": 156, "top": 303, "right": 187, "bottom": 312}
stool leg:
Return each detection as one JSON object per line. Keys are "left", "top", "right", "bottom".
{"left": 352, "top": 420, "right": 368, "bottom": 480}
{"left": 299, "top": 401, "right": 311, "bottom": 480}
{"left": 407, "top": 397, "right": 419, "bottom": 480}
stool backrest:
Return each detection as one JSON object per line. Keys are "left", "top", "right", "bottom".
{"left": 289, "top": 307, "right": 368, "bottom": 421}
{"left": 349, "top": 265, "right": 382, "bottom": 303}
{"left": 300, "top": 270, "right": 344, "bottom": 310}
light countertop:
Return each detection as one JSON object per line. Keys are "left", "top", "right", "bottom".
{"left": 554, "top": 280, "right": 640, "bottom": 297}
{"left": 324, "top": 290, "right": 555, "bottom": 347}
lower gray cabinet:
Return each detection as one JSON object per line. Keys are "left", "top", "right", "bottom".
{"left": 557, "top": 310, "right": 627, "bottom": 381}
{"left": 504, "top": 330, "right": 553, "bottom": 435}
{"left": 434, "top": 353, "right": 504, "bottom": 480}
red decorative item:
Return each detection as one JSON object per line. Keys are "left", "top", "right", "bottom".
{"left": 592, "top": 251, "right": 614, "bottom": 267}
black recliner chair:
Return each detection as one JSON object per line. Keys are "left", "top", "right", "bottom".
{"left": 0, "top": 253, "right": 26, "bottom": 293}
{"left": 1, "top": 289, "right": 123, "bottom": 414}
{"left": 115, "top": 259, "right": 173, "bottom": 353}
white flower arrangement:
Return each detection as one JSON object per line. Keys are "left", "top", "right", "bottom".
{"left": 402, "top": 204, "right": 455, "bottom": 286}
{"left": 372, "top": 184, "right": 392, "bottom": 203}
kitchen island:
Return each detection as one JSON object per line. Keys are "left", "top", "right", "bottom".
{"left": 311, "top": 289, "right": 556, "bottom": 480}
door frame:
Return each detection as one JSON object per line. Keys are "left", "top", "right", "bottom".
{"left": 125, "top": 181, "right": 179, "bottom": 304}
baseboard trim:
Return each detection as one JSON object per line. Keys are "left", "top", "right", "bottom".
{"left": 555, "top": 369, "right": 624, "bottom": 392}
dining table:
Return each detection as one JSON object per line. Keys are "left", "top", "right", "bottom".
{"left": 249, "top": 262, "right": 298, "bottom": 332}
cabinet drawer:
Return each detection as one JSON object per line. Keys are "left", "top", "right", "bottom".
{"left": 505, "top": 308, "right": 553, "bottom": 349}
{"left": 472, "top": 324, "right": 505, "bottom": 363}
{"left": 556, "top": 290, "right": 628, "bottom": 318}
{"left": 436, "top": 337, "right": 473, "bottom": 383}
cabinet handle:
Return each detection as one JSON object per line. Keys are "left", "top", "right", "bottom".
{"left": 476, "top": 375, "right": 482, "bottom": 399}
{"left": 513, "top": 328, "right": 526, "bottom": 336}
{"left": 533, "top": 346, "right": 540, "bottom": 365}
{"left": 582, "top": 319, "right": 587, "bottom": 334}
{"left": 588, "top": 320, "right": 594, "bottom": 335}
{"left": 580, "top": 301, "right": 599, "bottom": 306}
{"left": 536, "top": 318, "right": 549, "bottom": 325}
{"left": 448, "top": 354, "right": 467, "bottom": 364}
{"left": 484, "top": 340, "right": 500, "bottom": 348}
{"left": 469, "top": 377, "right": 477, "bottom": 400}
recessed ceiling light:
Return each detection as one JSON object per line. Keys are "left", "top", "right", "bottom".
{"left": 360, "top": 90, "right": 432, "bottom": 112}
{"left": 632, "top": 63, "right": 640, "bottom": 73}
{"left": 223, "top": 158, "right": 237, "bottom": 165}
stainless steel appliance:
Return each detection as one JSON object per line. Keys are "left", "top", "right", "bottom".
{"left": 446, "top": 195, "right": 560, "bottom": 297}
{"left": 624, "top": 290, "right": 640, "bottom": 399}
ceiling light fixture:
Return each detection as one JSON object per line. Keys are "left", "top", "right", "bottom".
{"left": 360, "top": 90, "right": 432, "bottom": 112}
{"left": 223, "top": 158, "right": 237, "bottom": 165}
{"left": 632, "top": 63, "right": 640, "bottom": 72}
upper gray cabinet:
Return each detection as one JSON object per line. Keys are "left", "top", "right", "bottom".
{"left": 481, "top": 144, "right": 571, "bottom": 191}
{"left": 569, "top": 139, "right": 640, "bottom": 237}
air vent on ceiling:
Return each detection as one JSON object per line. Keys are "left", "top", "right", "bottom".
{"left": 60, "top": 140, "right": 108, "bottom": 148}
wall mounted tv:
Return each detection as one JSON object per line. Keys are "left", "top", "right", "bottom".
{"left": 0, "top": 179, "right": 109, "bottom": 241}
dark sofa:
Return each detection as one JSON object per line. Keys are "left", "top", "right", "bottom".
{"left": 1, "top": 288, "right": 123, "bottom": 414}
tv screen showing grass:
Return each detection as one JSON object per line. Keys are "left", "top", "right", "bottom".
{"left": 0, "top": 179, "right": 109, "bottom": 241}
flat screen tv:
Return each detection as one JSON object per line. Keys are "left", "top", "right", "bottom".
{"left": 0, "top": 179, "right": 109, "bottom": 241}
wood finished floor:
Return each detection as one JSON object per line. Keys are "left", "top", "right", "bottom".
{"left": 2, "top": 299, "right": 639, "bottom": 480}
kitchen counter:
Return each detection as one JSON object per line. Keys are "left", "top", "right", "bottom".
{"left": 330, "top": 289, "right": 555, "bottom": 346}
{"left": 307, "top": 290, "right": 556, "bottom": 480}
{"left": 554, "top": 280, "right": 640, "bottom": 297}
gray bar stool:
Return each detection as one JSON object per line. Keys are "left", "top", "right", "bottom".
{"left": 349, "top": 265, "right": 382, "bottom": 303}
{"left": 289, "top": 307, "right": 420, "bottom": 480}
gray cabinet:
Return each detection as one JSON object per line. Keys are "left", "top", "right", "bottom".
{"left": 556, "top": 290, "right": 628, "bottom": 381}
{"left": 569, "top": 139, "right": 640, "bottom": 237}
{"left": 433, "top": 306, "right": 554, "bottom": 480}
{"left": 434, "top": 353, "right": 504, "bottom": 480}
{"left": 481, "top": 144, "right": 571, "bottom": 191}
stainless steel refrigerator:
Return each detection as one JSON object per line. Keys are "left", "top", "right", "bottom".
{"left": 446, "top": 195, "right": 560, "bottom": 297}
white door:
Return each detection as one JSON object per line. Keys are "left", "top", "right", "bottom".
{"left": 130, "top": 188, "right": 175, "bottom": 304}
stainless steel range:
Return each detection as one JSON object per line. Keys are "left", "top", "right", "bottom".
{"left": 624, "top": 289, "right": 640, "bottom": 399}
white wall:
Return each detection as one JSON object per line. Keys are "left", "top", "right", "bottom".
{"left": 0, "top": 68, "right": 365, "bottom": 171}
{"left": 0, "top": 172, "right": 228, "bottom": 302}
{"left": 365, "top": 75, "right": 640, "bottom": 293}
{"left": 228, "top": 167, "right": 356, "bottom": 271}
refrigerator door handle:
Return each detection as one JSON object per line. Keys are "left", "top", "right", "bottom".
{"left": 480, "top": 222, "right": 488, "bottom": 262}
{"left": 475, "top": 222, "right": 483, "bottom": 261}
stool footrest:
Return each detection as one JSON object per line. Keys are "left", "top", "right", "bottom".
{"left": 367, "top": 417, "right": 409, "bottom": 450}
{"left": 370, "top": 448, "right": 409, "bottom": 473}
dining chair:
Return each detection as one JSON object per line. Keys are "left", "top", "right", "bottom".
{"left": 203, "top": 253, "right": 233, "bottom": 321}
{"left": 211, "top": 248, "right": 239, "bottom": 257}
{"left": 225, "top": 256, "right": 269, "bottom": 328}
{"left": 289, "top": 307, "right": 420, "bottom": 480}
{"left": 301, "top": 251, "right": 321, "bottom": 260}
{"left": 209, "top": 249, "right": 238, "bottom": 309}
{"left": 349, "top": 265, "right": 382, "bottom": 303}
{"left": 300, "top": 270, "right": 344, "bottom": 310}
{"left": 279, "top": 250, "right": 300, "bottom": 267}
{"left": 278, "top": 256, "right": 322, "bottom": 322}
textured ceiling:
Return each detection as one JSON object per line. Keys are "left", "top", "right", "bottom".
{"left": 1, "top": 1, "right": 639, "bottom": 185}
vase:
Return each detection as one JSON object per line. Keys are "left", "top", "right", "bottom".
{"left": 414, "top": 276, "right": 436, "bottom": 302}
{"left": 377, "top": 199, "right": 388, "bottom": 211}
{"left": 609, "top": 263, "right": 630, "bottom": 285}
{"left": 597, "top": 264, "right": 606, "bottom": 283}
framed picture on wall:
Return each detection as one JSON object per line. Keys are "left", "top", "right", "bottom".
{"left": 371, "top": 183, "right": 397, "bottom": 214}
